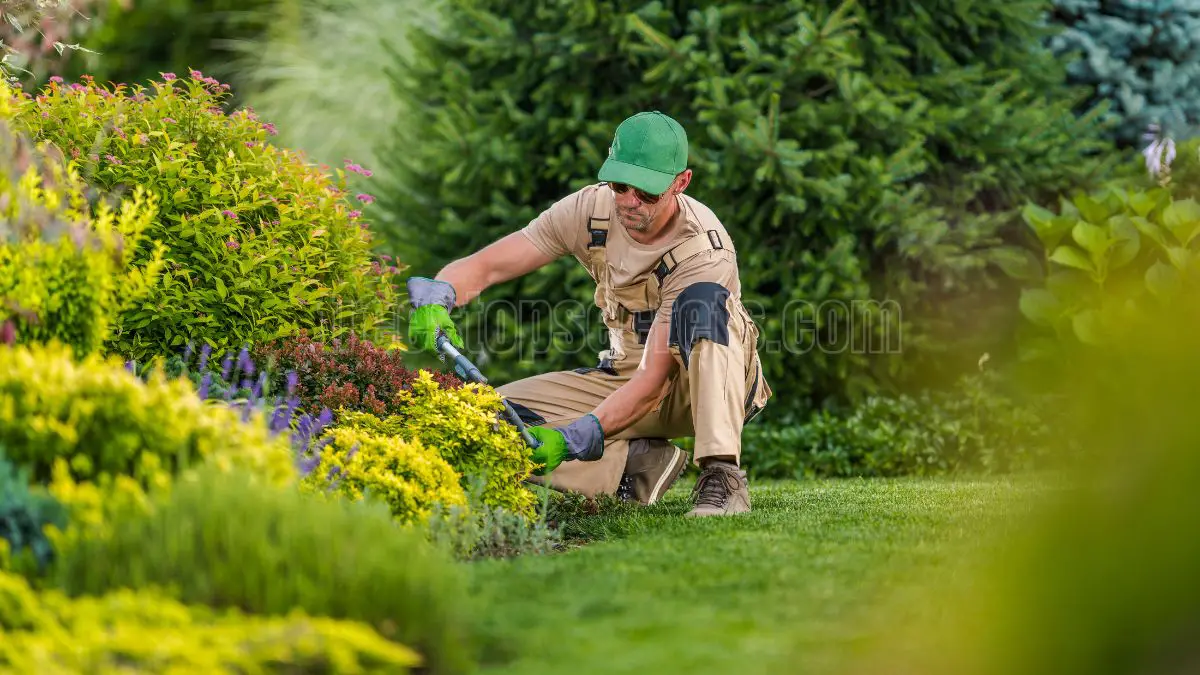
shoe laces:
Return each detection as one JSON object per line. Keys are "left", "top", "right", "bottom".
{"left": 692, "top": 465, "right": 737, "bottom": 508}
{"left": 617, "top": 474, "right": 635, "bottom": 502}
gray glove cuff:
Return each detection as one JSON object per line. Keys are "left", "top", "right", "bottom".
{"left": 560, "top": 413, "right": 605, "bottom": 462}
{"left": 407, "top": 276, "right": 456, "bottom": 311}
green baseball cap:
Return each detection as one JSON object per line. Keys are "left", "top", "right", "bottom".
{"left": 597, "top": 111, "right": 688, "bottom": 196}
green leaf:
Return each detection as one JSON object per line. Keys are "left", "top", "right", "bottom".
{"left": 1106, "top": 215, "right": 1141, "bottom": 270}
{"left": 988, "top": 245, "right": 1042, "bottom": 281}
{"left": 1072, "top": 309, "right": 1105, "bottom": 346}
{"left": 1145, "top": 260, "right": 1181, "bottom": 299}
{"left": 1048, "top": 246, "right": 1095, "bottom": 274}
{"left": 1167, "top": 246, "right": 1194, "bottom": 271}
{"left": 1021, "top": 202, "right": 1070, "bottom": 250}
{"left": 1130, "top": 215, "right": 1168, "bottom": 251}
{"left": 1072, "top": 192, "right": 1111, "bottom": 225}
{"left": 1128, "top": 190, "right": 1161, "bottom": 217}
{"left": 214, "top": 277, "right": 228, "bottom": 299}
{"left": 1072, "top": 220, "right": 1111, "bottom": 257}
{"left": 1018, "top": 288, "right": 1062, "bottom": 327}
{"left": 1161, "top": 198, "right": 1200, "bottom": 244}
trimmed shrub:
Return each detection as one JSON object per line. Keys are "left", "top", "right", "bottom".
{"left": 726, "top": 371, "right": 1054, "bottom": 479}
{"left": 336, "top": 371, "right": 539, "bottom": 519}
{"left": 0, "top": 341, "right": 295, "bottom": 487}
{"left": 0, "top": 570, "right": 422, "bottom": 673}
{"left": 0, "top": 73, "right": 399, "bottom": 362}
{"left": 301, "top": 426, "right": 469, "bottom": 525}
{"left": 1047, "top": 0, "right": 1200, "bottom": 146}
{"left": 379, "top": 0, "right": 1120, "bottom": 413}
{"left": 0, "top": 116, "right": 164, "bottom": 358}
{"left": 51, "top": 465, "right": 477, "bottom": 675}
{"left": 253, "top": 330, "right": 462, "bottom": 421}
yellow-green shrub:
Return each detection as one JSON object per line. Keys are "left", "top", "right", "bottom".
{"left": 0, "top": 570, "right": 422, "bottom": 673}
{"left": 0, "top": 341, "right": 294, "bottom": 487}
{"left": 51, "top": 465, "right": 477, "bottom": 675}
{"left": 337, "top": 371, "right": 538, "bottom": 519}
{"left": 0, "top": 117, "right": 165, "bottom": 358}
{"left": 0, "top": 73, "right": 399, "bottom": 362}
{"left": 302, "top": 426, "right": 467, "bottom": 526}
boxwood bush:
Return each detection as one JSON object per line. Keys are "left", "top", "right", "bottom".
{"left": 729, "top": 371, "right": 1055, "bottom": 479}
{"left": 0, "top": 73, "right": 399, "bottom": 362}
{"left": 301, "top": 426, "right": 469, "bottom": 525}
{"left": 335, "top": 371, "right": 540, "bottom": 519}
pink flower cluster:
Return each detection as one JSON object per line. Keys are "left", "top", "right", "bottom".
{"left": 343, "top": 159, "right": 373, "bottom": 178}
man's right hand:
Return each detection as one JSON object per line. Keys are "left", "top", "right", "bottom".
{"left": 406, "top": 277, "right": 463, "bottom": 352}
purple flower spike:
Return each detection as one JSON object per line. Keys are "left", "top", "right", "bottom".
{"left": 297, "top": 452, "right": 321, "bottom": 477}
{"left": 317, "top": 407, "right": 333, "bottom": 428}
{"left": 199, "top": 344, "right": 211, "bottom": 371}
{"left": 221, "top": 354, "right": 233, "bottom": 380}
{"left": 199, "top": 372, "right": 212, "bottom": 400}
{"left": 286, "top": 371, "right": 298, "bottom": 395}
{"left": 183, "top": 341, "right": 194, "bottom": 364}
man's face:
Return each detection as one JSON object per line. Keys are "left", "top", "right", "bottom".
{"left": 613, "top": 182, "right": 668, "bottom": 233}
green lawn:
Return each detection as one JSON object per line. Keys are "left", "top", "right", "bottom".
{"left": 466, "top": 476, "right": 1046, "bottom": 675}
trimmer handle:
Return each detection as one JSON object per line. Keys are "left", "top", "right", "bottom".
{"left": 435, "top": 331, "right": 542, "bottom": 449}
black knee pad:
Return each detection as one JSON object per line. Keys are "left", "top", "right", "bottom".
{"left": 669, "top": 281, "right": 731, "bottom": 369}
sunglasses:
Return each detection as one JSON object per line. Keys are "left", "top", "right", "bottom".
{"left": 608, "top": 182, "right": 665, "bottom": 205}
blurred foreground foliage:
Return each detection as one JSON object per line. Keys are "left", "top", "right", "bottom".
{"left": 838, "top": 280, "right": 1200, "bottom": 675}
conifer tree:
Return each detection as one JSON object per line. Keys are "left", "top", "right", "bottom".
{"left": 1047, "top": 0, "right": 1200, "bottom": 146}
{"left": 379, "top": 0, "right": 1121, "bottom": 414}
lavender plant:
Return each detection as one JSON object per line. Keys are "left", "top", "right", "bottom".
{"left": 148, "top": 341, "right": 336, "bottom": 477}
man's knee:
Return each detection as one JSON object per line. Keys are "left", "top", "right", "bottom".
{"left": 669, "top": 281, "right": 731, "bottom": 369}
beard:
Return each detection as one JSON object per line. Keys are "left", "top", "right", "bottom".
{"left": 617, "top": 207, "right": 652, "bottom": 232}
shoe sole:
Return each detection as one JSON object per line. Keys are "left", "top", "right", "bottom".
{"left": 646, "top": 447, "right": 687, "bottom": 505}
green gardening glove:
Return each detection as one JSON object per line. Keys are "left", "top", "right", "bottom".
{"left": 528, "top": 426, "right": 568, "bottom": 476}
{"left": 527, "top": 414, "right": 605, "bottom": 476}
{"left": 406, "top": 276, "right": 464, "bottom": 352}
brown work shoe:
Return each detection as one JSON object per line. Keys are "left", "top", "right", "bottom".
{"left": 617, "top": 439, "right": 689, "bottom": 505}
{"left": 686, "top": 462, "right": 750, "bottom": 517}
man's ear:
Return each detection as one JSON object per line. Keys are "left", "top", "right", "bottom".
{"left": 674, "top": 169, "right": 693, "bottom": 194}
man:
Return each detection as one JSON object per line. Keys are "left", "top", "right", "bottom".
{"left": 406, "top": 111, "right": 771, "bottom": 517}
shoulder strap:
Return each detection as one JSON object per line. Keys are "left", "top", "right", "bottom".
{"left": 653, "top": 228, "right": 727, "bottom": 284}
{"left": 588, "top": 186, "right": 612, "bottom": 249}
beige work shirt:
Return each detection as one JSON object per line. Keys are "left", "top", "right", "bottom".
{"left": 520, "top": 183, "right": 742, "bottom": 342}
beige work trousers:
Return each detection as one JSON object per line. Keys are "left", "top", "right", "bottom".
{"left": 497, "top": 296, "right": 770, "bottom": 498}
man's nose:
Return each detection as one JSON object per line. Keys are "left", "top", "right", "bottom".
{"left": 614, "top": 189, "right": 642, "bottom": 209}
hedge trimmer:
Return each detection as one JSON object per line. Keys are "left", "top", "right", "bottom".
{"left": 435, "top": 331, "right": 542, "bottom": 450}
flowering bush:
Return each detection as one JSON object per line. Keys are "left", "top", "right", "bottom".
{"left": 0, "top": 72, "right": 399, "bottom": 362}
{"left": 0, "top": 116, "right": 165, "bottom": 358}
{"left": 253, "top": 331, "right": 461, "bottom": 420}
{"left": 0, "top": 341, "right": 294, "bottom": 488}
{"left": 0, "top": 570, "right": 422, "bottom": 673}
{"left": 301, "top": 426, "right": 467, "bottom": 526}
{"left": 337, "top": 371, "right": 539, "bottom": 520}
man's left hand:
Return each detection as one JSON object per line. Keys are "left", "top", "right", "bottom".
{"left": 527, "top": 414, "right": 605, "bottom": 475}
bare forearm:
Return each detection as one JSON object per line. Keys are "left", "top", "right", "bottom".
{"left": 592, "top": 376, "right": 666, "bottom": 437}
{"left": 434, "top": 257, "right": 490, "bottom": 307}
